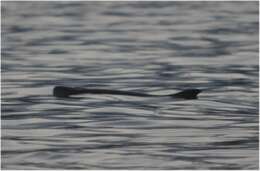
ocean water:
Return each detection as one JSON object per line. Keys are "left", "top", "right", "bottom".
{"left": 1, "top": 1, "right": 259, "bottom": 169}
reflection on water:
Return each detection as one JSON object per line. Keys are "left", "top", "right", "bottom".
{"left": 2, "top": 1, "right": 259, "bottom": 170}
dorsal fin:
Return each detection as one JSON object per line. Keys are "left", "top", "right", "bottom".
{"left": 171, "top": 89, "right": 202, "bottom": 99}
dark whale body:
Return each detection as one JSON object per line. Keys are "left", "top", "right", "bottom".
{"left": 53, "top": 86, "right": 201, "bottom": 99}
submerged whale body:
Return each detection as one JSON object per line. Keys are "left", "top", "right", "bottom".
{"left": 53, "top": 86, "right": 201, "bottom": 100}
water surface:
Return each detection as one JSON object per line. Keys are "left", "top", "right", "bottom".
{"left": 1, "top": 2, "right": 259, "bottom": 169}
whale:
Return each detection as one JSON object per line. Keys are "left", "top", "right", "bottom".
{"left": 53, "top": 86, "right": 202, "bottom": 99}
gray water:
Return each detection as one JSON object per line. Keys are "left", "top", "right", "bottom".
{"left": 1, "top": 2, "right": 259, "bottom": 170}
